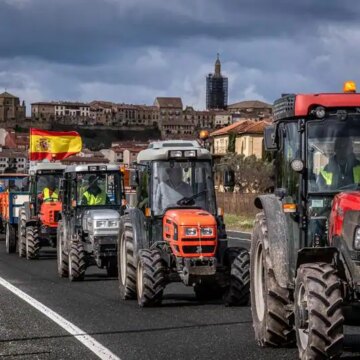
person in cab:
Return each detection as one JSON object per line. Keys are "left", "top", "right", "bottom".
{"left": 81, "top": 175, "right": 110, "bottom": 205}
{"left": 39, "top": 176, "right": 58, "bottom": 202}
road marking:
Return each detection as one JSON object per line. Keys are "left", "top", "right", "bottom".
{"left": 0, "top": 276, "right": 121, "bottom": 360}
{"left": 227, "top": 230, "right": 251, "bottom": 235}
{"left": 227, "top": 237, "right": 251, "bottom": 242}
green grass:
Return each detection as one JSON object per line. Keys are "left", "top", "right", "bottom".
{"left": 224, "top": 213, "right": 255, "bottom": 232}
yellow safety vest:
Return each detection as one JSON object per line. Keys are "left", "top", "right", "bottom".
{"left": 320, "top": 165, "right": 360, "bottom": 185}
{"left": 83, "top": 191, "right": 106, "bottom": 205}
{"left": 43, "top": 188, "right": 58, "bottom": 201}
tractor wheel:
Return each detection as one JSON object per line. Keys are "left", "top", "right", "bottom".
{"left": 18, "top": 208, "right": 26, "bottom": 258}
{"left": 118, "top": 219, "right": 137, "bottom": 299}
{"left": 194, "top": 279, "right": 224, "bottom": 301}
{"left": 136, "top": 249, "right": 165, "bottom": 307}
{"left": 5, "top": 223, "right": 16, "bottom": 254}
{"left": 223, "top": 247, "right": 250, "bottom": 306}
{"left": 57, "top": 222, "right": 68, "bottom": 278}
{"left": 68, "top": 242, "right": 86, "bottom": 282}
{"left": 295, "top": 263, "right": 344, "bottom": 359}
{"left": 25, "top": 226, "right": 40, "bottom": 260}
{"left": 107, "top": 258, "right": 118, "bottom": 277}
{"left": 250, "top": 212, "right": 295, "bottom": 347}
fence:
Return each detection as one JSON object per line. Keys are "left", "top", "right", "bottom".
{"left": 216, "top": 192, "right": 259, "bottom": 216}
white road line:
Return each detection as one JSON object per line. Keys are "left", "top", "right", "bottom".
{"left": 0, "top": 276, "right": 121, "bottom": 360}
{"left": 227, "top": 230, "right": 252, "bottom": 235}
{"left": 227, "top": 237, "right": 251, "bottom": 242}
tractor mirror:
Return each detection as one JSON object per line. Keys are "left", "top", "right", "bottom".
{"left": 223, "top": 170, "right": 235, "bottom": 187}
{"left": 129, "top": 170, "right": 139, "bottom": 188}
{"left": 264, "top": 125, "right": 278, "bottom": 151}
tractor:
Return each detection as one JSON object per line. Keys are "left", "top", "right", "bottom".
{"left": 18, "top": 162, "right": 65, "bottom": 259}
{"left": 250, "top": 81, "right": 360, "bottom": 359}
{"left": 118, "top": 140, "right": 250, "bottom": 307}
{"left": 57, "top": 164, "right": 127, "bottom": 281}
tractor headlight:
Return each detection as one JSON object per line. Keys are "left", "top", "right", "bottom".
{"left": 107, "top": 220, "right": 119, "bottom": 228}
{"left": 354, "top": 227, "right": 360, "bottom": 250}
{"left": 169, "top": 150, "right": 183, "bottom": 158}
{"left": 95, "top": 220, "right": 107, "bottom": 228}
{"left": 185, "top": 227, "right": 197, "bottom": 236}
{"left": 201, "top": 227, "right": 214, "bottom": 236}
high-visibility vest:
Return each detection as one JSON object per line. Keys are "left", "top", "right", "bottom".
{"left": 43, "top": 188, "right": 58, "bottom": 201}
{"left": 83, "top": 190, "right": 106, "bottom": 205}
{"left": 320, "top": 165, "right": 360, "bottom": 185}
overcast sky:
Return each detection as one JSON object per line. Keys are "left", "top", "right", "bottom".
{"left": 0, "top": 0, "right": 359, "bottom": 113}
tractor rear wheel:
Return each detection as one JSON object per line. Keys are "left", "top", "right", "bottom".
{"left": 223, "top": 247, "right": 250, "bottom": 306}
{"left": 107, "top": 258, "right": 118, "bottom": 277}
{"left": 295, "top": 263, "right": 344, "bottom": 359}
{"left": 5, "top": 223, "right": 16, "bottom": 254}
{"left": 68, "top": 242, "right": 86, "bottom": 281}
{"left": 118, "top": 218, "right": 137, "bottom": 299}
{"left": 136, "top": 249, "right": 165, "bottom": 307}
{"left": 250, "top": 212, "right": 295, "bottom": 347}
{"left": 26, "top": 226, "right": 40, "bottom": 260}
{"left": 18, "top": 208, "right": 26, "bottom": 258}
{"left": 57, "top": 222, "right": 68, "bottom": 278}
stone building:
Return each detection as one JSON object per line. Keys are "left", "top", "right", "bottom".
{"left": 227, "top": 100, "right": 272, "bottom": 120}
{"left": 0, "top": 92, "right": 26, "bottom": 123}
{"left": 154, "top": 97, "right": 183, "bottom": 124}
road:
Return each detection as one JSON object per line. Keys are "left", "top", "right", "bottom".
{"left": 0, "top": 233, "right": 359, "bottom": 360}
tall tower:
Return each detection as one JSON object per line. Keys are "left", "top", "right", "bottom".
{"left": 206, "top": 54, "right": 228, "bottom": 110}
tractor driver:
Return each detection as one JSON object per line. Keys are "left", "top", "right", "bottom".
{"left": 38, "top": 176, "right": 58, "bottom": 202}
{"left": 155, "top": 166, "right": 193, "bottom": 212}
{"left": 318, "top": 138, "right": 360, "bottom": 190}
{"left": 81, "top": 175, "right": 110, "bottom": 206}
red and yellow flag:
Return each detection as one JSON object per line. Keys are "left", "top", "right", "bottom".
{"left": 29, "top": 128, "right": 82, "bottom": 161}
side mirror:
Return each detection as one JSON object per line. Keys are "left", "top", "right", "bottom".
{"left": 264, "top": 125, "right": 278, "bottom": 151}
{"left": 223, "top": 170, "right": 235, "bottom": 187}
{"left": 129, "top": 169, "right": 139, "bottom": 188}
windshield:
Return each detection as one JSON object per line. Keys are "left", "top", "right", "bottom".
{"left": 36, "top": 173, "right": 62, "bottom": 197}
{"left": 77, "top": 172, "right": 121, "bottom": 206}
{"left": 152, "top": 160, "right": 216, "bottom": 216}
{"left": 0, "top": 177, "right": 28, "bottom": 192}
{"left": 307, "top": 115, "right": 360, "bottom": 192}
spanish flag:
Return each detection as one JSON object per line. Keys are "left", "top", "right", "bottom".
{"left": 29, "top": 128, "right": 82, "bottom": 161}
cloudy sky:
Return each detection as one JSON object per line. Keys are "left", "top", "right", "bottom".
{"left": 0, "top": 0, "right": 359, "bottom": 113}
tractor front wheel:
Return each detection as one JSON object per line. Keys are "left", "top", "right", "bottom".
{"left": 25, "top": 226, "right": 40, "bottom": 260}
{"left": 5, "top": 223, "right": 16, "bottom": 254}
{"left": 250, "top": 212, "right": 295, "bottom": 347}
{"left": 223, "top": 247, "right": 250, "bottom": 306}
{"left": 295, "top": 263, "right": 344, "bottom": 359}
{"left": 18, "top": 208, "right": 26, "bottom": 258}
{"left": 136, "top": 249, "right": 165, "bottom": 307}
{"left": 68, "top": 243, "right": 86, "bottom": 281}
{"left": 118, "top": 219, "right": 137, "bottom": 299}
{"left": 57, "top": 223, "right": 68, "bottom": 278}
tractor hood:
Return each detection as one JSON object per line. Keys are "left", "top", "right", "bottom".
{"left": 164, "top": 208, "right": 217, "bottom": 227}
{"left": 82, "top": 209, "right": 120, "bottom": 236}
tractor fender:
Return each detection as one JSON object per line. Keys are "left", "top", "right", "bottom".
{"left": 255, "top": 194, "right": 290, "bottom": 288}
{"left": 296, "top": 247, "right": 349, "bottom": 283}
{"left": 120, "top": 208, "right": 149, "bottom": 262}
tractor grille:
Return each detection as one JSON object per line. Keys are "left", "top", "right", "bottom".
{"left": 273, "top": 94, "right": 296, "bottom": 121}
{"left": 182, "top": 237, "right": 216, "bottom": 242}
{"left": 182, "top": 245, "right": 215, "bottom": 254}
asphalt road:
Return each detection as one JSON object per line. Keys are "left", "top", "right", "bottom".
{"left": 0, "top": 234, "right": 359, "bottom": 360}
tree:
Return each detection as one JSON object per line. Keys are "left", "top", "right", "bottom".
{"left": 227, "top": 133, "right": 236, "bottom": 153}
{"left": 216, "top": 153, "right": 274, "bottom": 193}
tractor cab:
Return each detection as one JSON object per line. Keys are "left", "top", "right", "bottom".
{"left": 250, "top": 81, "right": 360, "bottom": 359}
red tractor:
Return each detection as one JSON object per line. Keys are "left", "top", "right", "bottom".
{"left": 250, "top": 81, "right": 360, "bottom": 359}
{"left": 118, "top": 140, "right": 250, "bottom": 307}
{"left": 18, "top": 162, "right": 65, "bottom": 259}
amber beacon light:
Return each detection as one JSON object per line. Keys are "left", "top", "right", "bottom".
{"left": 343, "top": 80, "right": 357, "bottom": 93}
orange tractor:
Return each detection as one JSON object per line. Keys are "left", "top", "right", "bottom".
{"left": 118, "top": 140, "right": 250, "bottom": 307}
{"left": 18, "top": 163, "right": 66, "bottom": 259}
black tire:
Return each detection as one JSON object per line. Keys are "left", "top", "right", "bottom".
{"left": 250, "top": 212, "right": 295, "bottom": 347}
{"left": 68, "top": 242, "right": 86, "bottom": 281}
{"left": 25, "top": 226, "right": 40, "bottom": 260}
{"left": 223, "top": 247, "right": 250, "bottom": 306}
{"left": 118, "top": 218, "right": 137, "bottom": 299}
{"left": 5, "top": 223, "right": 16, "bottom": 254}
{"left": 295, "top": 263, "right": 344, "bottom": 359}
{"left": 18, "top": 208, "right": 26, "bottom": 258}
{"left": 136, "top": 249, "right": 165, "bottom": 307}
{"left": 107, "top": 257, "right": 118, "bottom": 277}
{"left": 57, "top": 222, "right": 68, "bottom": 278}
